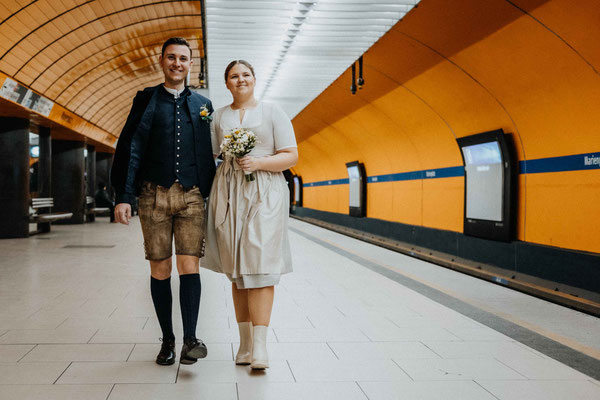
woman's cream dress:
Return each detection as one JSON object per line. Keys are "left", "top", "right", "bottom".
{"left": 202, "top": 102, "right": 297, "bottom": 288}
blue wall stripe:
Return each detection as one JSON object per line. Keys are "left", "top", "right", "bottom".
{"left": 520, "top": 152, "right": 599, "bottom": 174}
{"left": 303, "top": 178, "right": 349, "bottom": 188}
{"left": 305, "top": 166, "right": 464, "bottom": 187}
{"left": 303, "top": 152, "right": 598, "bottom": 187}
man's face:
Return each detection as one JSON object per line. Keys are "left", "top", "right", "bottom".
{"left": 159, "top": 44, "right": 192, "bottom": 85}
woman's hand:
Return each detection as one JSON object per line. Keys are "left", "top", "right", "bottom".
{"left": 237, "top": 156, "right": 261, "bottom": 172}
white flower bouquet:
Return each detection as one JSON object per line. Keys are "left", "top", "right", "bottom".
{"left": 220, "top": 128, "right": 258, "bottom": 182}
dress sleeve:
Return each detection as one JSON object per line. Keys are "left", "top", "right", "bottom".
{"left": 271, "top": 103, "right": 297, "bottom": 151}
{"left": 210, "top": 109, "right": 220, "bottom": 156}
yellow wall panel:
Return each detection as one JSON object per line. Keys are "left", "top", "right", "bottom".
{"left": 389, "top": 181, "right": 423, "bottom": 227}
{"left": 525, "top": 170, "right": 600, "bottom": 253}
{"left": 422, "top": 177, "right": 464, "bottom": 232}
{"left": 292, "top": 0, "right": 599, "bottom": 254}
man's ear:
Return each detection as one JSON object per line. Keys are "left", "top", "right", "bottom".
{"left": 158, "top": 54, "right": 163, "bottom": 64}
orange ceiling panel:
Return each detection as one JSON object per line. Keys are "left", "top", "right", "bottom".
{"left": 0, "top": 0, "right": 205, "bottom": 144}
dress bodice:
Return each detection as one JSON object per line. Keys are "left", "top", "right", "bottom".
{"left": 211, "top": 102, "right": 297, "bottom": 158}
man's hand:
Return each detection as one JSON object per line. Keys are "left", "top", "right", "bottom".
{"left": 114, "top": 203, "right": 132, "bottom": 225}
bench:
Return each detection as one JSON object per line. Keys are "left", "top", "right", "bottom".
{"left": 85, "top": 196, "right": 111, "bottom": 221}
{"left": 30, "top": 197, "right": 73, "bottom": 233}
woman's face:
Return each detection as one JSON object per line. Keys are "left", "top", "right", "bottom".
{"left": 226, "top": 63, "right": 255, "bottom": 97}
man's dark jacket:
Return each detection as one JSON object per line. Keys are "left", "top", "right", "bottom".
{"left": 111, "top": 84, "right": 216, "bottom": 205}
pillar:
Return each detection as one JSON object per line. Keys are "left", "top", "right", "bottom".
{"left": 86, "top": 144, "right": 96, "bottom": 222}
{"left": 96, "top": 152, "right": 113, "bottom": 189}
{"left": 52, "top": 140, "right": 85, "bottom": 224}
{"left": 0, "top": 118, "right": 30, "bottom": 238}
{"left": 38, "top": 126, "right": 51, "bottom": 198}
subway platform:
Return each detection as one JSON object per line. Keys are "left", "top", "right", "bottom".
{"left": 0, "top": 217, "right": 598, "bottom": 400}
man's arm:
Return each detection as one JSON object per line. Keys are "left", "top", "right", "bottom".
{"left": 111, "top": 91, "right": 148, "bottom": 225}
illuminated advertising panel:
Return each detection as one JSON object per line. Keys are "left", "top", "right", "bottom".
{"left": 457, "top": 130, "right": 515, "bottom": 242}
{"left": 346, "top": 161, "right": 366, "bottom": 217}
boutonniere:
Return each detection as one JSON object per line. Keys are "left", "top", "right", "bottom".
{"left": 200, "top": 105, "right": 212, "bottom": 122}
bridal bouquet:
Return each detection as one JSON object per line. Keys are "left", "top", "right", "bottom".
{"left": 220, "top": 128, "right": 258, "bottom": 182}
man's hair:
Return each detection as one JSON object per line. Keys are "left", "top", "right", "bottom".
{"left": 161, "top": 37, "right": 192, "bottom": 58}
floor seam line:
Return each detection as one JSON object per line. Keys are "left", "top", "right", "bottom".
{"left": 286, "top": 359, "right": 297, "bottom": 382}
{"left": 355, "top": 381, "right": 371, "bottom": 399}
{"left": 16, "top": 344, "right": 38, "bottom": 362}
{"left": 473, "top": 379, "right": 501, "bottom": 399}
{"left": 52, "top": 361, "right": 72, "bottom": 384}
{"left": 105, "top": 383, "right": 116, "bottom": 400}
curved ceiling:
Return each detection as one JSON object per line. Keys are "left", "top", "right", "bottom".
{"left": 205, "top": 0, "right": 419, "bottom": 117}
{"left": 0, "top": 0, "right": 205, "bottom": 140}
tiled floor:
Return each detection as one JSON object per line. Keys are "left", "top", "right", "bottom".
{"left": 0, "top": 217, "right": 598, "bottom": 399}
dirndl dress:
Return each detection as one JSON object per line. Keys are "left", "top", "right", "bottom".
{"left": 202, "top": 102, "right": 297, "bottom": 288}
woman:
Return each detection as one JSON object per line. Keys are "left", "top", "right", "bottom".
{"left": 203, "top": 60, "right": 298, "bottom": 370}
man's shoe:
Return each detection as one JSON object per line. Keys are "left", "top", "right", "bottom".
{"left": 180, "top": 337, "right": 208, "bottom": 365}
{"left": 156, "top": 338, "right": 176, "bottom": 366}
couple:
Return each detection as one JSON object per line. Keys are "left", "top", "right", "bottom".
{"left": 111, "top": 37, "right": 297, "bottom": 370}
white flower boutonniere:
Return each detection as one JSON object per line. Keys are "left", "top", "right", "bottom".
{"left": 200, "top": 105, "right": 212, "bottom": 122}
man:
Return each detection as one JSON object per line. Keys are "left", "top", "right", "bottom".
{"left": 111, "top": 37, "right": 215, "bottom": 366}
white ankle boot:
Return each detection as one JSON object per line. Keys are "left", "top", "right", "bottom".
{"left": 250, "top": 325, "right": 269, "bottom": 369}
{"left": 235, "top": 321, "right": 253, "bottom": 365}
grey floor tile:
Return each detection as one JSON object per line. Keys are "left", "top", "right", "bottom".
{"left": 260, "top": 342, "right": 338, "bottom": 361}
{"left": 21, "top": 344, "right": 134, "bottom": 362}
{"left": 273, "top": 327, "right": 369, "bottom": 342}
{"left": 58, "top": 316, "right": 148, "bottom": 331}
{"left": 363, "top": 326, "right": 461, "bottom": 342}
{"left": 108, "top": 383, "right": 237, "bottom": 400}
{"left": 395, "top": 358, "right": 526, "bottom": 380}
{"left": 57, "top": 361, "right": 178, "bottom": 384}
{"left": 477, "top": 379, "right": 600, "bottom": 400}
{"left": 289, "top": 359, "right": 410, "bottom": 382}
{"left": 358, "top": 381, "right": 498, "bottom": 400}
{"left": 329, "top": 341, "right": 440, "bottom": 360}
{"left": 0, "top": 328, "right": 98, "bottom": 344}
{"left": 176, "top": 360, "right": 295, "bottom": 383}
{"left": 0, "top": 362, "right": 70, "bottom": 384}
{"left": 422, "top": 340, "right": 543, "bottom": 359}
{"left": 495, "top": 356, "right": 593, "bottom": 380}
{"left": 89, "top": 328, "right": 163, "bottom": 344}
{"left": 0, "top": 344, "right": 35, "bottom": 362}
{"left": 442, "top": 327, "right": 513, "bottom": 341}
{"left": 3, "top": 315, "right": 66, "bottom": 330}
{"left": 238, "top": 382, "right": 368, "bottom": 400}
{"left": 0, "top": 384, "right": 112, "bottom": 400}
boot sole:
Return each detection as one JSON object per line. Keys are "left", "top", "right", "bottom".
{"left": 156, "top": 359, "right": 175, "bottom": 366}
{"left": 186, "top": 345, "right": 208, "bottom": 359}
{"left": 179, "top": 357, "right": 198, "bottom": 365}
{"left": 250, "top": 362, "right": 268, "bottom": 370}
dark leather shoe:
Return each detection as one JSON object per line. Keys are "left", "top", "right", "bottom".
{"left": 156, "top": 338, "right": 175, "bottom": 365}
{"left": 180, "top": 337, "right": 208, "bottom": 364}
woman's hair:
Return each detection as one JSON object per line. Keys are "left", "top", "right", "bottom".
{"left": 224, "top": 60, "right": 255, "bottom": 82}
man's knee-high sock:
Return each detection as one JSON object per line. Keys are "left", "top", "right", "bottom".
{"left": 150, "top": 276, "right": 175, "bottom": 341}
{"left": 179, "top": 273, "right": 201, "bottom": 340}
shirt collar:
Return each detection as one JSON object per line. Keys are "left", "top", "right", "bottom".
{"left": 162, "top": 85, "right": 186, "bottom": 99}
